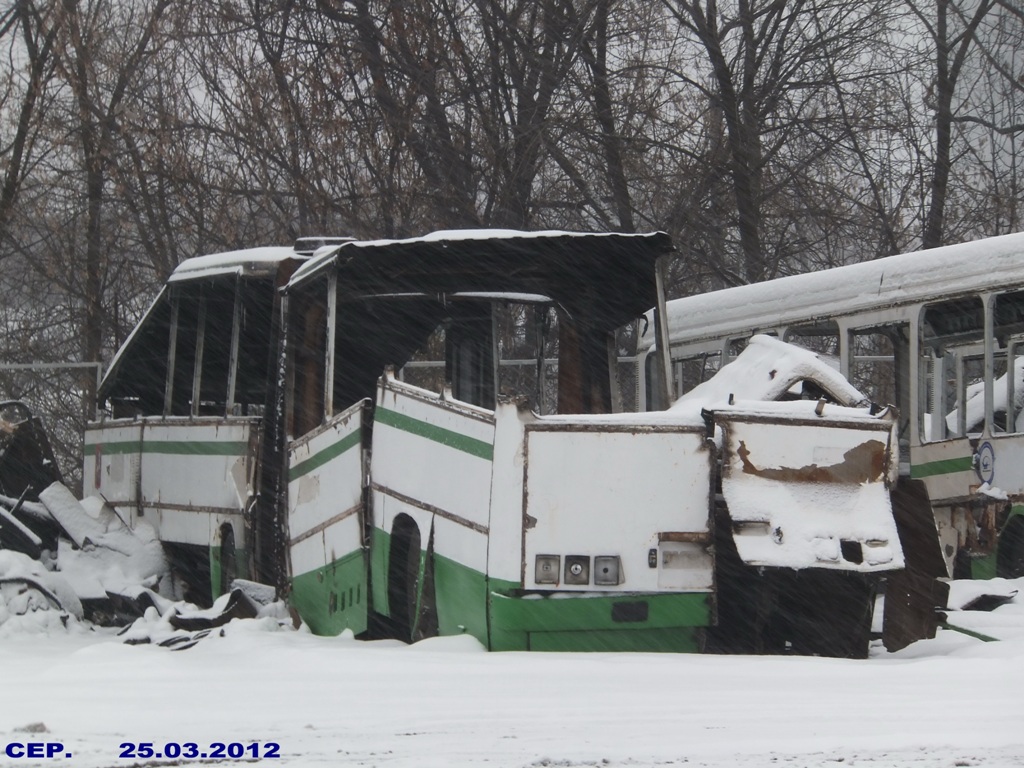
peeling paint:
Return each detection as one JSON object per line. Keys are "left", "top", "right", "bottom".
{"left": 736, "top": 438, "right": 887, "bottom": 484}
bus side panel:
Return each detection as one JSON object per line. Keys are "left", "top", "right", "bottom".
{"left": 137, "top": 419, "right": 259, "bottom": 600}
{"left": 286, "top": 400, "right": 367, "bottom": 636}
{"left": 485, "top": 424, "right": 715, "bottom": 652}
{"left": 83, "top": 421, "right": 143, "bottom": 517}
{"left": 910, "top": 439, "right": 977, "bottom": 504}
{"left": 522, "top": 426, "right": 714, "bottom": 594}
{"left": 370, "top": 378, "right": 495, "bottom": 643}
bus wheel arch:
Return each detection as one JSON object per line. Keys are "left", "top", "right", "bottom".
{"left": 385, "top": 513, "right": 438, "bottom": 643}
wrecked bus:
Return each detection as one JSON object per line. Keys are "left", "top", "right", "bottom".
{"left": 635, "top": 232, "right": 1024, "bottom": 585}
{"left": 83, "top": 230, "right": 904, "bottom": 655}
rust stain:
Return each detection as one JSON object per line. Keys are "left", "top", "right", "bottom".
{"left": 736, "top": 439, "right": 886, "bottom": 483}
{"left": 659, "top": 531, "right": 711, "bottom": 544}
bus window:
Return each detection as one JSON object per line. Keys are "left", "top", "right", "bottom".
{"left": 784, "top": 323, "right": 839, "bottom": 360}
{"left": 676, "top": 352, "right": 722, "bottom": 396}
{"left": 291, "top": 300, "right": 327, "bottom": 437}
{"left": 850, "top": 331, "right": 895, "bottom": 406}
{"left": 849, "top": 325, "right": 911, "bottom": 441}
{"left": 988, "top": 351, "right": 1015, "bottom": 433}
{"left": 993, "top": 291, "right": 1024, "bottom": 434}
{"left": 920, "top": 297, "right": 984, "bottom": 441}
{"left": 727, "top": 338, "right": 747, "bottom": 362}
{"left": 164, "top": 289, "right": 198, "bottom": 416}
{"left": 397, "top": 301, "right": 551, "bottom": 412}
{"left": 496, "top": 304, "right": 560, "bottom": 415}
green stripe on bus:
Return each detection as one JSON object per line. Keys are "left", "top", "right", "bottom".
{"left": 84, "top": 440, "right": 249, "bottom": 456}
{"left": 289, "top": 430, "right": 362, "bottom": 482}
{"left": 375, "top": 407, "right": 493, "bottom": 460}
{"left": 910, "top": 456, "right": 974, "bottom": 479}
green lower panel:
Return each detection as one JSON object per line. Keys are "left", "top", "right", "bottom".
{"left": 527, "top": 627, "right": 703, "bottom": 653}
{"left": 434, "top": 552, "right": 490, "bottom": 643}
{"left": 209, "top": 547, "right": 250, "bottom": 601}
{"left": 489, "top": 591, "right": 712, "bottom": 652}
{"left": 371, "top": 527, "right": 391, "bottom": 616}
{"left": 289, "top": 549, "right": 368, "bottom": 636}
{"left": 971, "top": 553, "right": 997, "bottom": 580}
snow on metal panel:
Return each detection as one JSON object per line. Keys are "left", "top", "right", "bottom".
{"left": 719, "top": 414, "right": 904, "bottom": 572}
{"left": 640, "top": 231, "right": 1024, "bottom": 352}
{"left": 523, "top": 424, "right": 713, "bottom": 592}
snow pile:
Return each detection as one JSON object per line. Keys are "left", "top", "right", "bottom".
{"left": 54, "top": 514, "right": 168, "bottom": 602}
{"left": 0, "top": 579, "right": 1022, "bottom": 768}
{"left": 31, "top": 483, "right": 168, "bottom": 603}
{"left": 117, "top": 589, "right": 295, "bottom": 650}
{"left": 0, "top": 550, "right": 84, "bottom": 637}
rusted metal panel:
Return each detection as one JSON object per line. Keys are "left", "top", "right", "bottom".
{"left": 734, "top": 437, "right": 888, "bottom": 485}
{"left": 659, "top": 531, "right": 712, "bottom": 545}
{"left": 717, "top": 409, "right": 903, "bottom": 572}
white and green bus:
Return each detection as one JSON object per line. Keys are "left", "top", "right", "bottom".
{"left": 83, "top": 229, "right": 904, "bottom": 655}
{"left": 637, "top": 231, "right": 1024, "bottom": 585}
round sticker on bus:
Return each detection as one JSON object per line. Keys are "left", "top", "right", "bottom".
{"left": 976, "top": 441, "right": 995, "bottom": 485}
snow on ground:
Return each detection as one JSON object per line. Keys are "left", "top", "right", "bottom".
{"left": 2, "top": 582, "right": 1024, "bottom": 767}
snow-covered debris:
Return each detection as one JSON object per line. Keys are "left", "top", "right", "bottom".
{"left": 0, "top": 500, "right": 43, "bottom": 558}
{"left": 664, "top": 335, "right": 903, "bottom": 578}
{"left": 118, "top": 589, "right": 295, "bottom": 649}
{"left": 670, "top": 334, "right": 870, "bottom": 413}
{"left": 0, "top": 550, "right": 84, "bottom": 636}
{"left": 38, "top": 482, "right": 105, "bottom": 548}
{"left": 55, "top": 519, "right": 168, "bottom": 608}
{"left": 946, "top": 355, "right": 1024, "bottom": 433}
{"left": 947, "top": 578, "right": 1019, "bottom": 611}
{"left": 230, "top": 578, "right": 277, "bottom": 607}
{"left": 3, "top": 484, "right": 168, "bottom": 625}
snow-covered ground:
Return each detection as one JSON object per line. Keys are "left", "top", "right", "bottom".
{"left": 2, "top": 580, "right": 1024, "bottom": 768}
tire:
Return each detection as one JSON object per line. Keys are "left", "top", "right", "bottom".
{"left": 997, "top": 518, "right": 1024, "bottom": 579}
{"left": 784, "top": 571, "right": 874, "bottom": 659}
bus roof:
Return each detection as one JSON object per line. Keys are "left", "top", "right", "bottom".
{"left": 289, "top": 229, "right": 673, "bottom": 331}
{"left": 168, "top": 246, "right": 301, "bottom": 283}
{"left": 640, "top": 231, "right": 1024, "bottom": 351}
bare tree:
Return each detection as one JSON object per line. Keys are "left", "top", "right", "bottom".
{"left": 905, "top": 0, "right": 996, "bottom": 248}
{"left": 0, "top": 0, "right": 62, "bottom": 239}
{"left": 661, "top": 0, "right": 897, "bottom": 282}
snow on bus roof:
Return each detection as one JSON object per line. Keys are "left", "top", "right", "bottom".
{"left": 168, "top": 246, "right": 300, "bottom": 282}
{"left": 640, "top": 230, "right": 1024, "bottom": 351}
{"left": 102, "top": 246, "right": 300, "bottom": 394}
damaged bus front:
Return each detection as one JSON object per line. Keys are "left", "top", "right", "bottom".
{"left": 655, "top": 335, "right": 907, "bottom": 656}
